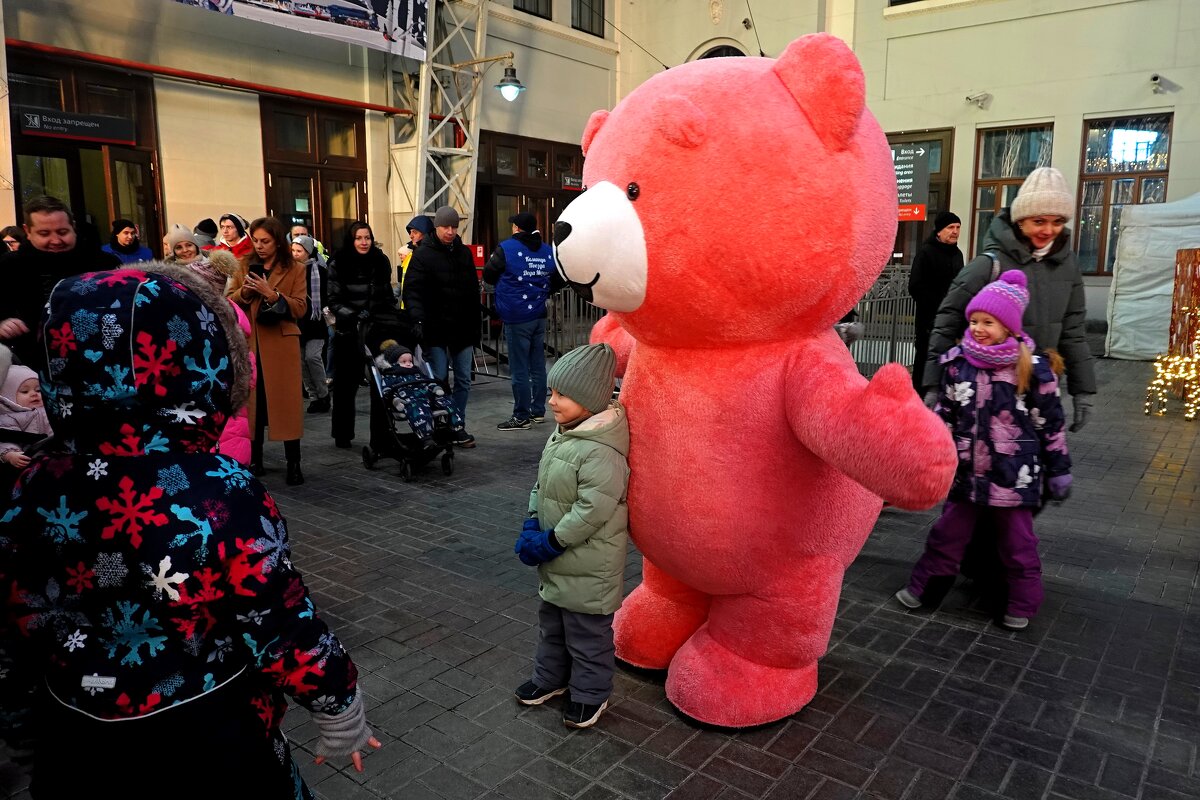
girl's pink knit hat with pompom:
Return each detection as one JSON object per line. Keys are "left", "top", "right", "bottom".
{"left": 965, "top": 270, "right": 1029, "bottom": 337}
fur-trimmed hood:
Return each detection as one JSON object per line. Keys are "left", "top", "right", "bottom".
{"left": 38, "top": 261, "right": 251, "bottom": 455}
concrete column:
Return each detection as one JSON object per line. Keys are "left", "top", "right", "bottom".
{"left": 0, "top": 7, "right": 18, "bottom": 223}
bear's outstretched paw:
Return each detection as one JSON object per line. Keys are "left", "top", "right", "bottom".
{"left": 665, "top": 625, "right": 818, "bottom": 728}
{"left": 864, "top": 362, "right": 920, "bottom": 403}
{"left": 615, "top": 583, "right": 709, "bottom": 670}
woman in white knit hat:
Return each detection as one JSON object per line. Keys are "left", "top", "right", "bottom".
{"left": 918, "top": 167, "right": 1096, "bottom": 612}
{"left": 923, "top": 166, "right": 1095, "bottom": 431}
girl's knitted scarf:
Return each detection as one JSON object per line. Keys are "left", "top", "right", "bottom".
{"left": 961, "top": 331, "right": 1035, "bottom": 369}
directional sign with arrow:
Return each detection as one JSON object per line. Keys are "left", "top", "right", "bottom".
{"left": 891, "top": 144, "right": 931, "bottom": 222}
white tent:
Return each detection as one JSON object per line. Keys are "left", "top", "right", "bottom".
{"left": 1106, "top": 192, "right": 1200, "bottom": 360}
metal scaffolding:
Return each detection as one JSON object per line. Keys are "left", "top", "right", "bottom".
{"left": 389, "top": 0, "right": 490, "bottom": 245}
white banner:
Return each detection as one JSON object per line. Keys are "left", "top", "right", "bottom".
{"left": 174, "top": 0, "right": 430, "bottom": 61}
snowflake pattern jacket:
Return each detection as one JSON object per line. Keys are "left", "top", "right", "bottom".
{"left": 936, "top": 347, "right": 1072, "bottom": 508}
{"left": 0, "top": 265, "right": 357, "bottom": 775}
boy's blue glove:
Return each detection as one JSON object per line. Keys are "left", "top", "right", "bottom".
{"left": 522, "top": 517, "right": 540, "bottom": 534}
{"left": 514, "top": 528, "right": 564, "bottom": 566}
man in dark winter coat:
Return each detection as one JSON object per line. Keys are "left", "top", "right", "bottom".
{"left": 403, "top": 205, "right": 481, "bottom": 448}
{"left": 908, "top": 211, "right": 964, "bottom": 390}
{"left": 483, "top": 211, "right": 564, "bottom": 431}
{"left": 0, "top": 196, "right": 120, "bottom": 366}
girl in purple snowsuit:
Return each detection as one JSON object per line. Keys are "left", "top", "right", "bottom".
{"left": 896, "top": 270, "right": 1071, "bottom": 630}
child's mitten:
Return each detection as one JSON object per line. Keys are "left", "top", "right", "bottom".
{"left": 515, "top": 528, "right": 564, "bottom": 566}
{"left": 312, "top": 691, "right": 374, "bottom": 759}
{"left": 1048, "top": 474, "right": 1072, "bottom": 501}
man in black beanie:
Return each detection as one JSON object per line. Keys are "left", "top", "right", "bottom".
{"left": 907, "top": 211, "right": 963, "bottom": 391}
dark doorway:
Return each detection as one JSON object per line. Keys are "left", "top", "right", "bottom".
{"left": 8, "top": 55, "right": 161, "bottom": 254}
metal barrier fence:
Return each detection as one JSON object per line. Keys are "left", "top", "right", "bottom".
{"left": 475, "top": 265, "right": 915, "bottom": 381}
{"left": 475, "top": 286, "right": 606, "bottom": 378}
{"left": 847, "top": 264, "right": 917, "bottom": 378}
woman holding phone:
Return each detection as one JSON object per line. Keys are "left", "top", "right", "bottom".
{"left": 228, "top": 216, "right": 308, "bottom": 484}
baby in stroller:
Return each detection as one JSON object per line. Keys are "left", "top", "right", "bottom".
{"left": 374, "top": 339, "right": 465, "bottom": 448}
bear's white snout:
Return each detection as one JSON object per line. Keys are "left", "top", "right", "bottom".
{"left": 552, "top": 181, "right": 648, "bottom": 313}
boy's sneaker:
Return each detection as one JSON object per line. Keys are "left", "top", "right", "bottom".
{"left": 497, "top": 416, "right": 532, "bottom": 431}
{"left": 531, "top": 415, "right": 546, "bottom": 423}
{"left": 895, "top": 588, "right": 921, "bottom": 609}
{"left": 563, "top": 697, "right": 608, "bottom": 728}
{"left": 1001, "top": 615, "right": 1029, "bottom": 631}
{"left": 453, "top": 431, "right": 476, "bottom": 448}
{"left": 515, "top": 680, "right": 566, "bottom": 706}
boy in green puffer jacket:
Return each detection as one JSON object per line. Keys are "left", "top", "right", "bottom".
{"left": 513, "top": 343, "right": 630, "bottom": 728}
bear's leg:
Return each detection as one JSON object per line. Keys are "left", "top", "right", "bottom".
{"left": 664, "top": 556, "right": 843, "bottom": 727}
{"left": 614, "top": 557, "right": 711, "bottom": 670}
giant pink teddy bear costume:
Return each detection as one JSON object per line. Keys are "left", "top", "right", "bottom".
{"left": 552, "top": 34, "right": 958, "bottom": 727}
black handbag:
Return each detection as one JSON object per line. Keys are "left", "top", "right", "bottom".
{"left": 257, "top": 295, "right": 292, "bottom": 325}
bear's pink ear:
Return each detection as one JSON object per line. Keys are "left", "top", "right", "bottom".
{"left": 652, "top": 95, "right": 707, "bottom": 149}
{"left": 773, "top": 33, "right": 864, "bottom": 152}
{"left": 581, "top": 110, "right": 609, "bottom": 157}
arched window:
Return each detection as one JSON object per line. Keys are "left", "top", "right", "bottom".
{"left": 699, "top": 46, "right": 745, "bottom": 59}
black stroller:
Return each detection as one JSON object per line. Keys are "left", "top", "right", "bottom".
{"left": 360, "top": 342, "right": 455, "bottom": 481}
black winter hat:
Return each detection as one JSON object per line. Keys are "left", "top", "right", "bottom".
{"left": 933, "top": 211, "right": 961, "bottom": 234}
{"left": 110, "top": 218, "right": 138, "bottom": 236}
{"left": 509, "top": 212, "right": 538, "bottom": 233}
{"left": 194, "top": 218, "right": 219, "bottom": 237}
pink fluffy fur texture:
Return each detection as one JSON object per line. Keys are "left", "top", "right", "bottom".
{"left": 555, "top": 33, "right": 958, "bottom": 727}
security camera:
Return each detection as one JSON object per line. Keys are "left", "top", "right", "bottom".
{"left": 1151, "top": 74, "right": 1161, "bottom": 84}
{"left": 965, "top": 91, "right": 992, "bottom": 108}
{"left": 742, "top": 17, "right": 752, "bottom": 29}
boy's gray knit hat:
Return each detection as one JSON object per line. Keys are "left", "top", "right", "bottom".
{"left": 547, "top": 344, "right": 616, "bottom": 414}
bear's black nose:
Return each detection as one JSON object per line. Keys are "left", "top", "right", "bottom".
{"left": 554, "top": 221, "right": 572, "bottom": 245}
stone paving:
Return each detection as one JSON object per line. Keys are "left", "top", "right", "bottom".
{"left": 4, "top": 340, "right": 1199, "bottom": 800}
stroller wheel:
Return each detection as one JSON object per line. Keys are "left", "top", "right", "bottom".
{"left": 400, "top": 460, "right": 416, "bottom": 482}
{"left": 441, "top": 452, "right": 454, "bottom": 476}
{"left": 362, "top": 446, "right": 377, "bottom": 470}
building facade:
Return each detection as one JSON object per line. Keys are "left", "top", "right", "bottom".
{"left": 3, "top": 0, "right": 1195, "bottom": 320}
{"left": 617, "top": 0, "right": 1200, "bottom": 320}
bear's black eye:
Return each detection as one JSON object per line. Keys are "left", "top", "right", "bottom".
{"left": 626, "top": 182, "right": 640, "bottom": 201}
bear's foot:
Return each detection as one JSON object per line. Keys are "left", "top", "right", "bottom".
{"left": 665, "top": 625, "right": 818, "bottom": 728}
{"left": 615, "top": 582, "right": 709, "bottom": 670}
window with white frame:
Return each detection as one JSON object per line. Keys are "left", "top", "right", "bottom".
{"left": 971, "top": 125, "right": 1053, "bottom": 256}
{"left": 1077, "top": 114, "right": 1171, "bottom": 274}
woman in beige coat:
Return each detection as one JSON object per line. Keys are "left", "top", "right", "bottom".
{"left": 229, "top": 216, "right": 308, "bottom": 484}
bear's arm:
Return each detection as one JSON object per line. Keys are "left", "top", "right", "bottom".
{"left": 589, "top": 314, "right": 635, "bottom": 377}
{"left": 785, "top": 338, "right": 957, "bottom": 510}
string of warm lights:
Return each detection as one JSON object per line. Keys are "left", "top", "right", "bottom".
{"left": 1144, "top": 250, "right": 1198, "bottom": 420}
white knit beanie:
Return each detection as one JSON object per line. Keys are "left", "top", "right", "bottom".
{"left": 1010, "top": 167, "right": 1074, "bottom": 222}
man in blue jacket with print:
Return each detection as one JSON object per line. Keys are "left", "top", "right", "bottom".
{"left": 483, "top": 212, "right": 563, "bottom": 431}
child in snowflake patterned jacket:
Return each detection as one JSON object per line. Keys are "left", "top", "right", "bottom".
{"left": 895, "top": 271, "right": 1071, "bottom": 632}
{"left": 0, "top": 263, "right": 378, "bottom": 798}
